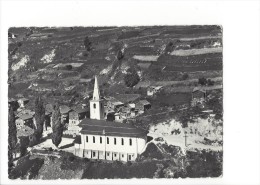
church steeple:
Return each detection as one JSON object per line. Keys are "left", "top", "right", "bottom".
{"left": 89, "top": 75, "right": 105, "bottom": 120}
{"left": 93, "top": 76, "right": 100, "bottom": 100}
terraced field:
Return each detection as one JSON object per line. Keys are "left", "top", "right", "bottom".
{"left": 8, "top": 26, "right": 222, "bottom": 100}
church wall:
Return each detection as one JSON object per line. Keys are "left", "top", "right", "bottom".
{"left": 79, "top": 134, "right": 146, "bottom": 158}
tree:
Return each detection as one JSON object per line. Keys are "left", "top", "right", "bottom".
{"left": 52, "top": 104, "right": 63, "bottom": 148}
{"left": 207, "top": 79, "right": 215, "bottom": 86}
{"left": 8, "top": 106, "right": 17, "bottom": 170}
{"left": 165, "top": 41, "right": 174, "bottom": 54}
{"left": 116, "top": 50, "right": 124, "bottom": 60}
{"left": 182, "top": 73, "right": 189, "bottom": 80}
{"left": 124, "top": 68, "right": 140, "bottom": 87}
{"left": 34, "top": 96, "right": 45, "bottom": 140}
{"left": 84, "top": 36, "right": 91, "bottom": 51}
{"left": 65, "top": 64, "right": 72, "bottom": 70}
{"left": 198, "top": 77, "right": 207, "bottom": 86}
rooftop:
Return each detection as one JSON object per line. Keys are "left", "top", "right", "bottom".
{"left": 18, "top": 98, "right": 29, "bottom": 102}
{"left": 73, "top": 107, "right": 88, "bottom": 114}
{"left": 17, "top": 126, "right": 34, "bottom": 137}
{"left": 138, "top": 100, "right": 151, "bottom": 105}
{"left": 148, "top": 86, "right": 163, "bottom": 90}
{"left": 79, "top": 118, "right": 147, "bottom": 137}
{"left": 113, "top": 94, "right": 141, "bottom": 104}
{"left": 60, "top": 105, "right": 71, "bottom": 114}
{"left": 18, "top": 114, "right": 33, "bottom": 120}
{"left": 45, "top": 103, "right": 54, "bottom": 113}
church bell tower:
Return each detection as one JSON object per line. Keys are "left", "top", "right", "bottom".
{"left": 89, "top": 76, "right": 105, "bottom": 120}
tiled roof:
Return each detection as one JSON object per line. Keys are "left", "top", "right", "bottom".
{"left": 79, "top": 118, "right": 147, "bottom": 137}
{"left": 19, "top": 98, "right": 29, "bottom": 102}
{"left": 18, "top": 114, "right": 33, "bottom": 120}
{"left": 138, "top": 100, "right": 151, "bottom": 105}
{"left": 113, "top": 94, "right": 141, "bottom": 103}
{"left": 17, "top": 126, "right": 34, "bottom": 137}
{"left": 45, "top": 104, "right": 54, "bottom": 113}
{"left": 73, "top": 107, "right": 88, "bottom": 114}
{"left": 60, "top": 105, "right": 71, "bottom": 114}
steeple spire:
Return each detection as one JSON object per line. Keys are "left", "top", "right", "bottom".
{"left": 93, "top": 76, "right": 100, "bottom": 100}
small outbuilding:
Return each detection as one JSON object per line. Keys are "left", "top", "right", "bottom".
{"left": 16, "top": 114, "right": 34, "bottom": 129}
{"left": 18, "top": 98, "right": 29, "bottom": 108}
{"left": 136, "top": 100, "right": 151, "bottom": 111}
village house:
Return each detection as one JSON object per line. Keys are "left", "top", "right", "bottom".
{"left": 192, "top": 87, "right": 207, "bottom": 100}
{"left": 136, "top": 100, "right": 151, "bottom": 112}
{"left": 106, "top": 100, "right": 124, "bottom": 110}
{"left": 106, "top": 111, "right": 116, "bottom": 122}
{"left": 60, "top": 105, "right": 72, "bottom": 124}
{"left": 18, "top": 98, "right": 29, "bottom": 108}
{"left": 74, "top": 76, "right": 148, "bottom": 162}
{"left": 114, "top": 112, "right": 123, "bottom": 123}
{"left": 14, "top": 125, "right": 35, "bottom": 158}
{"left": 8, "top": 98, "right": 19, "bottom": 110}
{"left": 147, "top": 86, "right": 163, "bottom": 96}
{"left": 8, "top": 32, "right": 17, "bottom": 39}
{"left": 67, "top": 107, "right": 88, "bottom": 134}
{"left": 191, "top": 87, "right": 207, "bottom": 106}
{"left": 17, "top": 125, "right": 34, "bottom": 145}
{"left": 15, "top": 114, "right": 35, "bottom": 129}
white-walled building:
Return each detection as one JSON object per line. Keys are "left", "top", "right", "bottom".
{"left": 75, "top": 119, "right": 147, "bottom": 161}
{"left": 74, "top": 76, "right": 148, "bottom": 162}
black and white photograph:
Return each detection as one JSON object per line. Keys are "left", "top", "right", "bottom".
{"left": 7, "top": 25, "right": 223, "bottom": 179}
{"left": 1, "top": 0, "right": 260, "bottom": 184}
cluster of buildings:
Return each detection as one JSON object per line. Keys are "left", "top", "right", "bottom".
{"left": 74, "top": 76, "right": 148, "bottom": 161}
{"left": 191, "top": 85, "right": 223, "bottom": 107}
{"left": 9, "top": 76, "right": 151, "bottom": 162}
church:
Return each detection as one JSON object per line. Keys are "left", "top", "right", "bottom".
{"left": 74, "top": 76, "right": 148, "bottom": 162}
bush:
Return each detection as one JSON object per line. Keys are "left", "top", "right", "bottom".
{"left": 198, "top": 77, "right": 207, "bottom": 86}
{"left": 182, "top": 73, "right": 189, "bottom": 80}
{"left": 65, "top": 65, "right": 72, "bottom": 70}
{"left": 207, "top": 79, "right": 215, "bottom": 86}
{"left": 124, "top": 68, "right": 140, "bottom": 87}
{"left": 68, "top": 156, "right": 75, "bottom": 162}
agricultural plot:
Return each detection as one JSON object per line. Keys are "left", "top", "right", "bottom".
{"left": 171, "top": 47, "right": 222, "bottom": 56}
{"left": 156, "top": 53, "right": 222, "bottom": 72}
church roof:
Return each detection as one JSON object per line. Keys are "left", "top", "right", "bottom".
{"left": 79, "top": 118, "right": 147, "bottom": 137}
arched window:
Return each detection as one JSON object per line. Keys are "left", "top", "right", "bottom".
{"left": 129, "top": 138, "right": 132, "bottom": 146}
{"left": 100, "top": 137, "right": 102, "bottom": 144}
{"left": 121, "top": 138, "right": 124, "bottom": 145}
{"left": 93, "top": 136, "right": 95, "bottom": 143}
{"left": 93, "top": 103, "right": 96, "bottom": 109}
{"left": 114, "top": 138, "right": 117, "bottom": 145}
{"left": 107, "top": 137, "right": 109, "bottom": 144}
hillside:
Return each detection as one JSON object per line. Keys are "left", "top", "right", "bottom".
{"left": 8, "top": 26, "right": 222, "bottom": 106}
